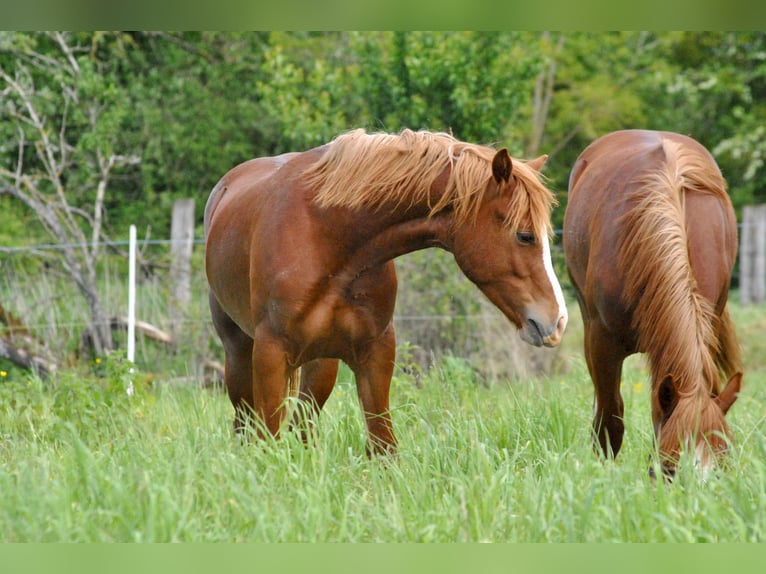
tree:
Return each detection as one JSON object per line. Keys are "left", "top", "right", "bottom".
{"left": 647, "top": 32, "right": 766, "bottom": 210}
{"left": 528, "top": 32, "right": 656, "bottom": 214}
{"left": 111, "top": 32, "right": 272, "bottom": 230}
{"left": 0, "top": 31, "right": 138, "bottom": 356}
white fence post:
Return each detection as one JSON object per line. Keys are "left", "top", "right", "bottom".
{"left": 740, "top": 205, "right": 766, "bottom": 306}
{"left": 169, "top": 199, "right": 196, "bottom": 341}
{"left": 127, "top": 224, "right": 136, "bottom": 395}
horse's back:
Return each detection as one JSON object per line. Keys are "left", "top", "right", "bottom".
{"left": 204, "top": 152, "right": 304, "bottom": 235}
{"left": 564, "top": 129, "right": 736, "bottom": 331}
{"left": 568, "top": 129, "right": 721, "bottom": 194}
{"left": 565, "top": 129, "right": 733, "bottom": 265}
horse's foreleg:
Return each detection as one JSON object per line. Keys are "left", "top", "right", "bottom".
{"left": 350, "top": 325, "right": 397, "bottom": 457}
{"left": 584, "top": 320, "right": 627, "bottom": 458}
{"left": 290, "top": 358, "right": 340, "bottom": 441}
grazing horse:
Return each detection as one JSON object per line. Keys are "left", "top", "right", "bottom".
{"left": 205, "top": 128, "right": 568, "bottom": 455}
{"left": 564, "top": 129, "right": 743, "bottom": 476}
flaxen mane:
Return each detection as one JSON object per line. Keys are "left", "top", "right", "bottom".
{"left": 618, "top": 137, "right": 742, "bottom": 456}
{"left": 303, "top": 129, "right": 555, "bottom": 238}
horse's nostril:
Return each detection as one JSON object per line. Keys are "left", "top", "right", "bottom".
{"left": 527, "top": 318, "right": 544, "bottom": 339}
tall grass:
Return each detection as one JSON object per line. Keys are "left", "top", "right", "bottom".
{"left": 1, "top": 338, "right": 764, "bottom": 542}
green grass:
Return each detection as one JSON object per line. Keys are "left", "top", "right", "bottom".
{"left": 1, "top": 322, "right": 764, "bottom": 541}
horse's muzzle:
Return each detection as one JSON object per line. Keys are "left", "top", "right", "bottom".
{"left": 521, "top": 315, "right": 566, "bottom": 348}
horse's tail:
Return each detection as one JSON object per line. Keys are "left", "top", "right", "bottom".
{"left": 714, "top": 305, "right": 743, "bottom": 380}
{"left": 660, "top": 137, "right": 743, "bottom": 388}
{"left": 204, "top": 178, "right": 226, "bottom": 239}
{"left": 287, "top": 367, "right": 301, "bottom": 399}
{"left": 619, "top": 137, "right": 720, "bottom": 395}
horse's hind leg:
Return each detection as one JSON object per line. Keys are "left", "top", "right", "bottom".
{"left": 584, "top": 320, "right": 628, "bottom": 458}
{"left": 209, "top": 291, "right": 254, "bottom": 432}
{"left": 290, "top": 358, "right": 340, "bottom": 440}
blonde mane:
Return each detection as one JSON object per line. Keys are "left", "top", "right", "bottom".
{"left": 618, "top": 137, "right": 741, "bottom": 452}
{"left": 302, "top": 129, "right": 555, "bottom": 237}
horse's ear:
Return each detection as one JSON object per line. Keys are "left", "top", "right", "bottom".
{"left": 526, "top": 154, "right": 548, "bottom": 172}
{"left": 715, "top": 372, "right": 742, "bottom": 414}
{"left": 492, "top": 148, "right": 512, "bottom": 183}
{"left": 657, "top": 374, "right": 679, "bottom": 421}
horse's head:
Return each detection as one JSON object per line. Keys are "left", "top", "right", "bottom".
{"left": 449, "top": 149, "right": 567, "bottom": 348}
{"left": 652, "top": 371, "right": 742, "bottom": 478}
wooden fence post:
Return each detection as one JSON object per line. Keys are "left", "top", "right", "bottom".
{"left": 169, "top": 199, "right": 196, "bottom": 338}
{"left": 740, "top": 204, "right": 766, "bottom": 306}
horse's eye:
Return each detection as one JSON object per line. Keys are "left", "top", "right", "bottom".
{"left": 516, "top": 231, "right": 536, "bottom": 246}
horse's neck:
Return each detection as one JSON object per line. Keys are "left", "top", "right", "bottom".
{"left": 311, "top": 159, "right": 458, "bottom": 276}
{"left": 346, "top": 209, "right": 452, "bottom": 268}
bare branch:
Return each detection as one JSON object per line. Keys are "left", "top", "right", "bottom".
{"left": 59, "top": 88, "right": 71, "bottom": 169}
{"left": 548, "top": 125, "right": 582, "bottom": 159}
{"left": 111, "top": 316, "right": 174, "bottom": 345}
{"left": 51, "top": 31, "right": 80, "bottom": 76}
{"left": 15, "top": 124, "right": 25, "bottom": 182}
{"left": 528, "top": 32, "right": 566, "bottom": 157}
{"left": 91, "top": 149, "right": 111, "bottom": 260}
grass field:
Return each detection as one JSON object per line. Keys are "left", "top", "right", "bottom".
{"left": 1, "top": 295, "right": 764, "bottom": 542}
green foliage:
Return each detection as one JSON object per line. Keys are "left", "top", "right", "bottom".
{"left": 255, "top": 32, "right": 355, "bottom": 151}
{"left": 5, "top": 30, "right": 766, "bottom": 237}
{"left": 349, "top": 31, "right": 542, "bottom": 145}
{"left": 252, "top": 31, "right": 542, "bottom": 152}
{"left": 0, "top": 198, "right": 44, "bottom": 246}
{"left": 0, "top": 352, "right": 139, "bottom": 439}
{"left": 643, "top": 32, "right": 766, "bottom": 209}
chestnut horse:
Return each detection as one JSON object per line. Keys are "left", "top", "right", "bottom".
{"left": 564, "top": 129, "right": 743, "bottom": 476}
{"left": 205, "top": 128, "right": 567, "bottom": 455}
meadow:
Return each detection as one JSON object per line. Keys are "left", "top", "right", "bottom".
{"left": 1, "top": 290, "right": 764, "bottom": 543}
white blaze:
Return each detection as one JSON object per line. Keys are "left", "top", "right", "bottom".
{"left": 542, "top": 234, "right": 568, "bottom": 328}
